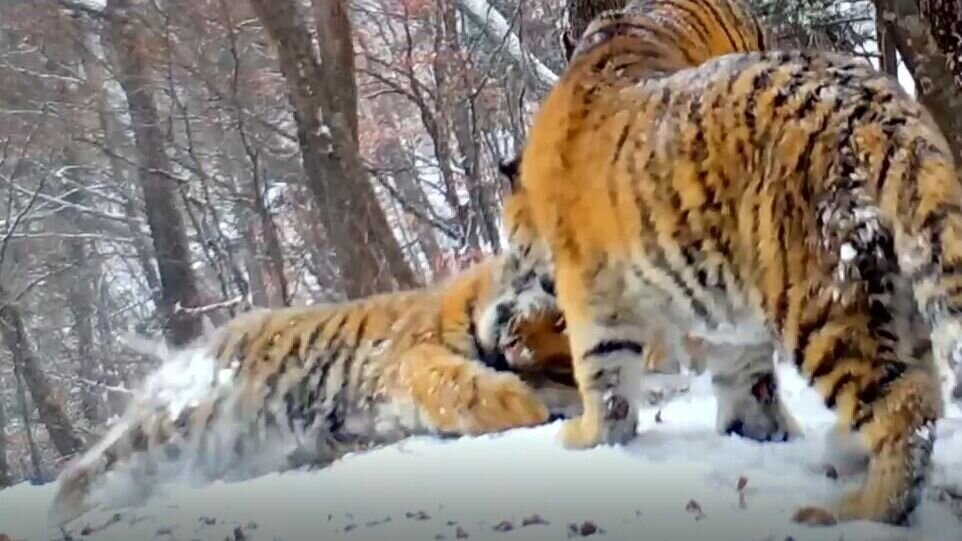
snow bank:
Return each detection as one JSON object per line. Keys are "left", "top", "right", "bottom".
{"left": 3, "top": 365, "right": 961, "bottom": 541}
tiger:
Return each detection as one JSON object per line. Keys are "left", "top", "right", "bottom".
{"left": 50, "top": 255, "right": 579, "bottom": 525}
{"left": 489, "top": 0, "right": 960, "bottom": 526}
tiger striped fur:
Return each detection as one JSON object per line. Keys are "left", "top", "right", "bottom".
{"left": 494, "top": 0, "right": 957, "bottom": 526}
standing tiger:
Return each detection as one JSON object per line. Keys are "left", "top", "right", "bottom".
{"left": 50, "top": 256, "right": 578, "bottom": 524}
{"left": 492, "top": 0, "right": 959, "bottom": 526}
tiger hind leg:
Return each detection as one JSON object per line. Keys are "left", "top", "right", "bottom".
{"left": 706, "top": 341, "right": 800, "bottom": 443}
{"left": 791, "top": 305, "right": 941, "bottom": 525}
{"left": 398, "top": 344, "right": 551, "bottom": 435}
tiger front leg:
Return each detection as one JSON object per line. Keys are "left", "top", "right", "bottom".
{"left": 707, "top": 341, "right": 800, "bottom": 443}
{"left": 554, "top": 266, "right": 647, "bottom": 449}
{"left": 398, "top": 344, "right": 551, "bottom": 436}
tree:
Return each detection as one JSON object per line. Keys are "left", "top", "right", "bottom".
{"left": 0, "top": 375, "right": 10, "bottom": 488}
{"left": 247, "top": 0, "right": 419, "bottom": 298}
{"left": 105, "top": 0, "right": 204, "bottom": 346}
{"left": 0, "top": 288, "right": 84, "bottom": 459}
{"left": 874, "top": 0, "right": 962, "bottom": 164}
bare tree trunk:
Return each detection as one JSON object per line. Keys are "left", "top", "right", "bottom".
{"left": 56, "top": 137, "right": 102, "bottom": 423}
{"left": 311, "top": 0, "right": 359, "bottom": 143}
{"left": 72, "top": 14, "right": 164, "bottom": 309}
{"left": 0, "top": 377, "right": 10, "bottom": 488}
{"left": 207, "top": 0, "right": 287, "bottom": 307}
{"left": 248, "top": 0, "right": 419, "bottom": 297}
{"left": 874, "top": 0, "right": 962, "bottom": 164}
{"left": 241, "top": 223, "right": 270, "bottom": 307}
{"left": 249, "top": 167, "right": 289, "bottom": 307}
{"left": 877, "top": 7, "right": 900, "bottom": 76}
{"left": 0, "top": 287, "right": 83, "bottom": 460}
{"left": 63, "top": 191, "right": 100, "bottom": 423}
{"left": 94, "top": 280, "right": 128, "bottom": 417}
{"left": 106, "top": 0, "right": 203, "bottom": 345}
{"left": 12, "top": 368, "right": 43, "bottom": 482}
{"left": 368, "top": 100, "right": 443, "bottom": 266}
{"left": 438, "top": 0, "right": 500, "bottom": 250}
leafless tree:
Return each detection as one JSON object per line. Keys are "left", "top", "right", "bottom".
{"left": 875, "top": 0, "right": 962, "bottom": 164}
{"left": 105, "top": 0, "right": 204, "bottom": 346}
{"left": 248, "top": 0, "right": 419, "bottom": 298}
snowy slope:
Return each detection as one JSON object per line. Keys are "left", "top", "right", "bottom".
{"left": 2, "top": 365, "right": 961, "bottom": 541}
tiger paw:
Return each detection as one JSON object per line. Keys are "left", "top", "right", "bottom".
{"left": 719, "top": 395, "right": 800, "bottom": 443}
{"left": 559, "top": 410, "right": 636, "bottom": 449}
{"left": 473, "top": 374, "right": 550, "bottom": 432}
{"left": 559, "top": 416, "right": 602, "bottom": 449}
{"left": 722, "top": 415, "right": 797, "bottom": 442}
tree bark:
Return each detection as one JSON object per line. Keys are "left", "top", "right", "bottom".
{"left": 248, "top": 0, "right": 419, "bottom": 298}
{"left": 874, "top": 0, "right": 962, "bottom": 165}
{"left": 0, "top": 287, "right": 84, "bottom": 459}
{"left": 105, "top": 0, "right": 203, "bottom": 346}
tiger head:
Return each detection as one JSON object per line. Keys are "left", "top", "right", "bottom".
{"left": 477, "top": 156, "right": 563, "bottom": 365}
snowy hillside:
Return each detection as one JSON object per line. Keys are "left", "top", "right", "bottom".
{"left": 2, "top": 365, "right": 961, "bottom": 541}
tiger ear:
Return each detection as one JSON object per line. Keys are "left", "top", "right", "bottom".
{"left": 497, "top": 156, "right": 521, "bottom": 193}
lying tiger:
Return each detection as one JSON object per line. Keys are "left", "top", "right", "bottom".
{"left": 50, "top": 255, "right": 580, "bottom": 524}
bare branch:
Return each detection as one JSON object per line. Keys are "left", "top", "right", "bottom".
{"left": 173, "top": 295, "right": 246, "bottom": 316}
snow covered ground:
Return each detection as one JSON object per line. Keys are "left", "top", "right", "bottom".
{"left": 2, "top": 365, "right": 961, "bottom": 541}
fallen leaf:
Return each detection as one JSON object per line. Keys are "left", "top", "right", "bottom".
{"left": 685, "top": 499, "right": 706, "bottom": 520}
{"left": 522, "top": 514, "right": 549, "bottom": 526}
{"left": 791, "top": 506, "right": 838, "bottom": 526}
{"left": 736, "top": 476, "right": 748, "bottom": 491}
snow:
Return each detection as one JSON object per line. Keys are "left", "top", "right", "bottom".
{"left": 3, "top": 365, "right": 962, "bottom": 541}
